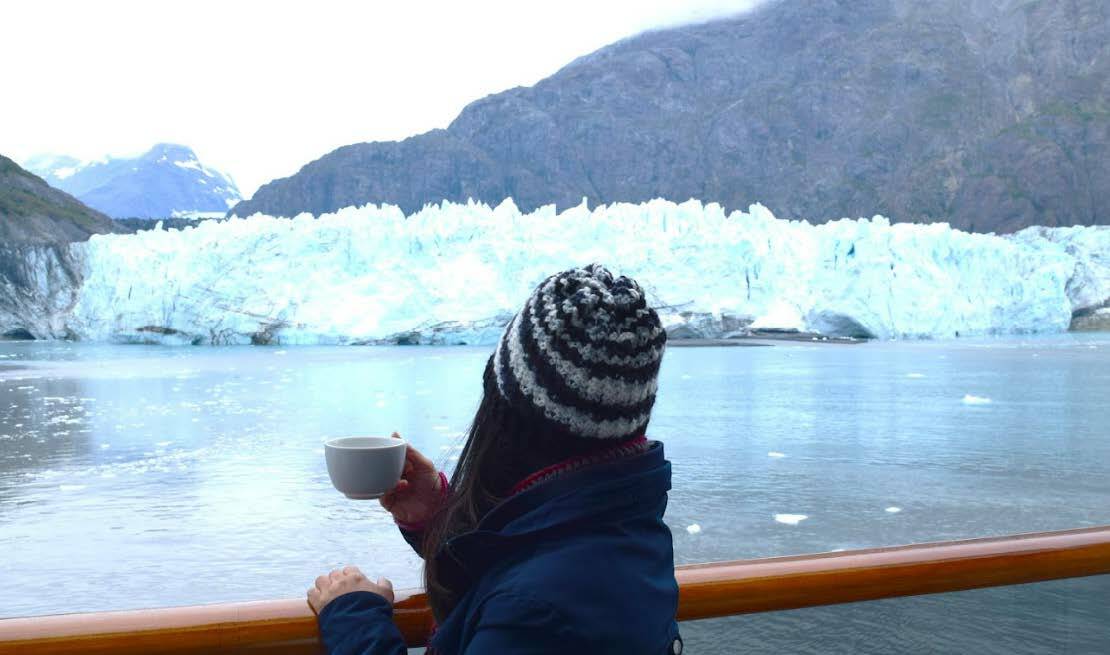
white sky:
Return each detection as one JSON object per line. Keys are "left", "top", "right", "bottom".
{"left": 2, "top": 0, "right": 765, "bottom": 198}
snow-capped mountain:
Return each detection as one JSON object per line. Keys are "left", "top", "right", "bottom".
{"left": 21, "top": 154, "right": 87, "bottom": 185}
{"left": 24, "top": 144, "right": 241, "bottom": 219}
{"left": 62, "top": 199, "right": 1110, "bottom": 345}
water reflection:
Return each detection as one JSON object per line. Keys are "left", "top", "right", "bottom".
{"left": 0, "top": 375, "right": 95, "bottom": 506}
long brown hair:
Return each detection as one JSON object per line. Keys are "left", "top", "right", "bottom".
{"left": 420, "top": 356, "right": 629, "bottom": 620}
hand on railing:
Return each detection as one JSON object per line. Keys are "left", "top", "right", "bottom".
{"left": 380, "top": 432, "right": 447, "bottom": 530}
{"left": 307, "top": 566, "right": 394, "bottom": 615}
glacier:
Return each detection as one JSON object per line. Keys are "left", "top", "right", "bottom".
{"left": 53, "top": 198, "right": 1110, "bottom": 345}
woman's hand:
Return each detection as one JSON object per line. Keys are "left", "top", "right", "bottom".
{"left": 380, "top": 432, "right": 445, "bottom": 527}
{"left": 307, "top": 566, "right": 393, "bottom": 615}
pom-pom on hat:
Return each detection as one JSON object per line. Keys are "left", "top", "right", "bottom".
{"left": 493, "top": 263, "right": 667, "bottom": 440}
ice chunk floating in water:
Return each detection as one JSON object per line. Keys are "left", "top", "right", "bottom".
{"left": 774, "top": 513, "right": 808, "bottom": 525}
{"left": 885, "top": 506, "right": 903, "bottom": 513}
{"left": 686, "top": 524, "right": 702, "bottom": 535}
{"left": 55, "top": 198, "right": 1110, "bottom": 345}
{"left": 767, "top": 451, "right": 786, "bottom": 458}
{"left": 962, "top": 395, "right": 993, "bottom": 405}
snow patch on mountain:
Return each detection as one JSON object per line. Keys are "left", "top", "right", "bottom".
{"left": 62, "top": 199, "right": 1110, "bottom": 346}
{"left": 23, "top": 145, "right": 241, "bottom": 219}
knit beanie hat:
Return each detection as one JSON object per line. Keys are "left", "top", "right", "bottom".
{"left": 492, "top": 263, "right": 667, "bottom": 440}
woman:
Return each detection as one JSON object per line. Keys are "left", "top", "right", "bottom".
{"left": 308, "top": 264, "right": 682, "bottom": 654}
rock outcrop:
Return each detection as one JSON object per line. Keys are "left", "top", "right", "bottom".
{"left": 0, "top": 155, "right": 122, "bottom": 338}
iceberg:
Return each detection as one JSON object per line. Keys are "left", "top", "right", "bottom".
{"left": 962, "top": 395, "right": 993, "bottom": 405}
{"left": 774, "top": 514, "right": 809, "bottom": 526}
{"left": 56, "top": 198, "right": 1110, "bottom": 345}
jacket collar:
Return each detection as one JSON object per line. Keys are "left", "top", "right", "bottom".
{"left": 438, "top": 441, "right": 671, "bottom": 586}
{"left": 482, "top": 439, "right": 669, "bottom": 534}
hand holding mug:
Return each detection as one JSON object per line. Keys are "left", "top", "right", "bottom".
{"left": 380, "top": 432, "right": 446, "bottom": 527}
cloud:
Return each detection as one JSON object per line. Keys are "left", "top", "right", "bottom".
{"left": 643, "top": 0, "right": 772, "bottom": 30}
{"left": 1, "top": 0, "right": 772, "bottom": 198}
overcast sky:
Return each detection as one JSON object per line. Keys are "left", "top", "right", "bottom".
{"left": 3, "top": 0, "right": 765, "bottom": 197}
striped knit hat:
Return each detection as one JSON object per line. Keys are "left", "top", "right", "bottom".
{"left": 493, "top": 263, "right": 667, "bottom": 440}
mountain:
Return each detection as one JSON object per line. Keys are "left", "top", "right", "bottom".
{"left": 26, "top": 144, "right": 241, "bottom": 219}
{"left": 0, "top": 154, "right": 123, "bottom": 339}
{"left": 0, "top": 155, "right": 121, "bottom": 244}
{"left": 230, "top": 0, "right": 1110, "bottom": 233}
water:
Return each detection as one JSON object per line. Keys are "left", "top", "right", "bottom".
{"left": 1, "top": 336, "right": 1108, "bottom": 653}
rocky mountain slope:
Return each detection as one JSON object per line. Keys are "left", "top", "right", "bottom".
{"left": 0, "top": 155, "right": 123, "bottom": 339}
{"left": 26, "top": 144, "right": 241, "bottom": 219}
{"left": 231, "top": 0, "right": 1109, "bottom": 233}
{"left": 1, "top": 155, "right": 120, "bottom": 244}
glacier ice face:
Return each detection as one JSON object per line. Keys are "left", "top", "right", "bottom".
{"left": 64, "top": 199, "right": 1110, "bottom": 345}
{"left": 1010, "top": 224, "right": 1110, "bottom": 329}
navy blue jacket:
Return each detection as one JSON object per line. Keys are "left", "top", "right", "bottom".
{"left": 318, "top": 441, "right": 681, "bottom": 654}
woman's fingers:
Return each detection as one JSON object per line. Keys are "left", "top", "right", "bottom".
{"left": 376, "top": 577, "right": 395, "bottom": 603}
{"left": 395, "top": 432, "right": 437, "bottom": 475}
{"left": 405, "top": 444, "right": 436, "bottom": 472}
{"left": 382, "top": 479, "right": 409, "bottom": 501}
{"left": 310, "top": 568, "right": 389, "bottom": 613}
{"left": 342, "top": 566, "right": 364, "bottom": 580}
{"left": 396, "top": 432, "right": 436, "bottom": 475}
{"left": 380, "top": 479, "right": 411, "bottom": 513}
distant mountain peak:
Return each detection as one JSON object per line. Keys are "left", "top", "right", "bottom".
{"left": 24, "top": 145, "right": 241, "bottom": 219}
{"left": 145, "top": 142, "right": 196, "bottom": 159}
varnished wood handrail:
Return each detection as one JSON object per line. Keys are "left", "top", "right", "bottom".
{"left": 1, "top": 526, "right": 1108, "bottom": 654}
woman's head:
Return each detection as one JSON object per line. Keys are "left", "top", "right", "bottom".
{"left": 422, "top": 263, "right": 667, "bottom": 618}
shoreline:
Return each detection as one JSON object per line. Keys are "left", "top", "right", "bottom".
{"left": 668, "top": 332, "right": 869, "bottom": 347}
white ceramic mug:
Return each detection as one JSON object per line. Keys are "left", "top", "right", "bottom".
{"left": 324, "top": 436, "right": 407, "bottom": 500}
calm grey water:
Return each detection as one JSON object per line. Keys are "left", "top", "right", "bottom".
{"left": 0, "top": 337, "right": 1108, "bottom": 653}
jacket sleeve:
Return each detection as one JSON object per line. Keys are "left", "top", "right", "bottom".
{"left": 459, "top": 592, "right": 583, "bottom": 654}
{"left": 317, "top": 591, "right": 407, "bottom": 655}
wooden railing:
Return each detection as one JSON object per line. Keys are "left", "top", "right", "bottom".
{"left": 1, "top": 526, "right": 1108, "bottom": 654}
